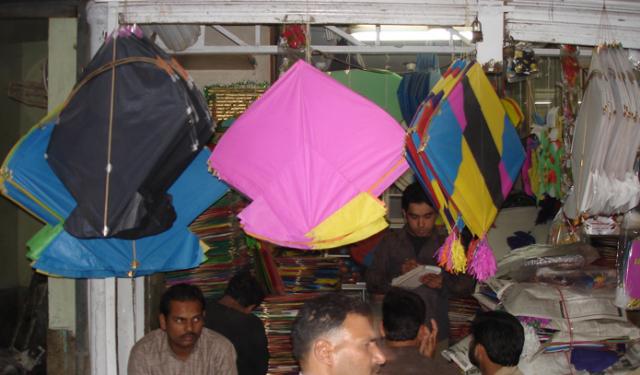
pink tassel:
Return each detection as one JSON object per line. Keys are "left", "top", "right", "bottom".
{"left": 466, "top": 238, "right": 479, "bottom": 268}
{"left": 468, "top": 236, "right": 497, "bottom": 281}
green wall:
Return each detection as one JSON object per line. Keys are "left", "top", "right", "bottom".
{"left": 0, "top": 19, "right": 48, "bottom": 289}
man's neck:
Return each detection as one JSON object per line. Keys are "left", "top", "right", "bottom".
{"left": 219, "top": 295, "right": 247, "bottom": 314}
{"left": 406, "top": 227, "right": 432, "bottom": 239}
{"left": 385, "top": 338, "right": 419, "bottom": 348}
{"left": 300, "top": 361, "right": 332, "bottom": 375}
{"left": 167, "top": 339, "right": 194, "bottom": 361}
{"left": 481, "top": 362, "right": 505, "bottom": 375}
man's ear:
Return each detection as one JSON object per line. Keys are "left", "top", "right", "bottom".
{"left": 159, "top": 314, "right": 167, "bottom": 331}
{"left": 312, "top": 339, "right": 334, "bottom": 366}
{"left": 416, "top": 324, "right": 428, "bottom": 341}
{"left": 379, "top": 321, "right": 386, "bottom": 338}
{"left": 474, "top": 342, "right": 488, "bottom": 364}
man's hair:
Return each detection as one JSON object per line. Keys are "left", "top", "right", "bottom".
{"left": 471, "top": 310, "right": 524, "bottom": 367}
{"left": 291, "top": 293, "right": 372, "bottom": 362}
{"left": 402, "top": 181, "right": 434, "bottom": 211}
{"left": 382, "top": 288, "right": 425, "bottom": 341}
{"left": 225, "top": 269, "right": 266, "bottom": 308}
{"left": 159, "top": 283, "right": 206, "bottom": 316}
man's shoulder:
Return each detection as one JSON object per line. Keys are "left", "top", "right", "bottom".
{"left": 495, "top": 366, "right": 524, "bottom": 375}
{"left": 205, "top": 301, "right": 235, "bottom": 318}
{"left": 206, "top": 302, "right": 255, "bottom": 328}
{"left": 130, "top": 329, "right": 165, "bottom": 358}
{"left": 199, "top": 328, "right": 236, "bottom": 352}
{"left": 380, "top": 344, "right": 459, "bottom": 375}
{"left": 378, "top": 345, "right": 431, "bottom": 373}
{"left": 378, "top": 227, "right": 409, "bottom": 245}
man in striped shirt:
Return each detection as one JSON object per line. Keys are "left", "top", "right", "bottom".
{"left": 128, "top": 283, "right": 238, "bottom": 375}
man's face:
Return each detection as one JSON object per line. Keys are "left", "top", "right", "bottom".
{"left": 330, "top": 313, "right": 386, "bottom": 375}
{"left": 403, "top": 202, "right": 436, "bottom": 237}
{"left": 159, "top": 300, "right": 205, "bottom": 355}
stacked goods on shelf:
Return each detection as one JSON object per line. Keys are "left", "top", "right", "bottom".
{"left": 460, "top": 243, "right": 640, "bottom": 374}
{"left": 254, "top": 293, "right": 322, "bottom": 374}
{"left": 275, "top": 250, "right": 342, "bottom": 293}
{"left": 165, "top": 191, "right": 250, "bottom": 299}
{"left": 448, "top": 296, "right": 480, "bottom": 344}
{"left": 590, "top": 235, "right": 620, "bottom": 269}
{"left": 253, "top": 246, "right": 345, "bottom": 374}
{"left": 204, "top": 83, "right": 268, "bottom": 124}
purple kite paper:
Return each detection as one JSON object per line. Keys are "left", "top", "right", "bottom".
{"left": 627, "top": 241, "right": 640, "bottom": 298}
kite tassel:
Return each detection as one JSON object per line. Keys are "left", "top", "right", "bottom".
{"left": 436, "top": 231, "right": 455, "bottom": 269}
{"left": 450, "top": 234, "right": 466, "bottom": 274}
{"left": 468, "top": 235, "right": 497, "bottom": 281}
{"left": 466, "top": 237, "right": 480, "bottom": 269}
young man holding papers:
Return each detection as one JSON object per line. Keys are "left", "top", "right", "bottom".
{"left": 366, "top": 182, "right": 475, "bottom": 345}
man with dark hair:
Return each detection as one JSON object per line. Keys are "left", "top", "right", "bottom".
{"left": 128, "top": 283, "right": 237, "bottom": 375}
{"left": 291, "top": 293, "right": 386, "bottom": 375}
{"left": 378, "top": 288, "right": 459, "bottom": 375}
{"left": 468, "top": 311, "right": 524, "bottom": 375}
{"left": 366, "top": 181, "right": 475, "bottom": 343}
{"left": 205, "top": 269, "right": 269, "bottom": 375}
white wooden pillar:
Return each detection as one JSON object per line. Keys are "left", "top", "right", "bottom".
{"left": 85, "top": 2, "right": 146, "bottom": 374}
{"left": 48, "top": 17, "right": 78, "bottom": 335}
{"left": 475, "top": 0, "right": 506, "bottom": 65}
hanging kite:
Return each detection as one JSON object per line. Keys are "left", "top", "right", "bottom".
{"left": 406, "top": 60, "right": 525, "bottom": 280}
{"left": 328, "top": 69, "right": 404, "bottom": 123}
{"left": 46, "top": 25, "right": 214, "bottom": 240}
{"left": 564, "top": 45, "right": 640, "bottom": 220}
{"left": 209, "top": 60, "right": 408, "bottom": 249}
{"left": 397, "top": 53, "right": 442, "bottom": 125}
{"left": 1, "top": 119, "right": 228, "bottom": 278}
{"left": 1, "top": 114, "right": 74, "bottom": 226}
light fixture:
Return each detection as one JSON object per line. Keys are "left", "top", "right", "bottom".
{"left": 350, "top": 25, "right": 472, "bottom": 42}
{"left": 141, "top": 24, "right": 201, "bottom": 52}
{"left": 471, "top": 16, "right": 483, "bottom": 43}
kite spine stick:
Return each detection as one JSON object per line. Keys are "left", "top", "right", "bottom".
{"left": 2, "top": 180, "right": 62, "bottom": 223}
{"left": 367, "top": 157, "right": 407, "bottom": 194}
{"left": 60, "top": 57, "right": 157, "bottom": 113}
{"left": 102, "top": 35, "right": 117, "bottom": 237}
{"left": 2, "top": 180, "right": 62, "bottom": 224}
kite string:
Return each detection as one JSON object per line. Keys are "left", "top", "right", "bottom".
{"left": 103, "top": 32, "right": 117, "bottom": 236}
{"left": 128, "top": 240, "right": 138, "bottom": 277}
{"left": 305, "top": 0, "right": 311, "bottom": 62}
{"left": 597, "top": 0, "right": 614, "bottom": 46}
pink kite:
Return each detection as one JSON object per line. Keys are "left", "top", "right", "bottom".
{"left": 209, "top": 60, "right": 408, "bottom": 249}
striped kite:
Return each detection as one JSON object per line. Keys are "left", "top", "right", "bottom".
{"left": 406, "top": 60, "right": 525, "bottom": 280}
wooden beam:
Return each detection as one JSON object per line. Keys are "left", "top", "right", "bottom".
{"left": 0, "top": 1, "right": 78, "bottom": 18}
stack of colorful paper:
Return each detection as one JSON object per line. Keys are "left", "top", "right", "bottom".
{"left": 275, "top": 251, "right": 342, "bottom": 293}
{"left": 165, "top": 191, "right": 250, "bottom": 298}
{"left": 448, "top": 296, "right": 480, "bottom": 344}
{"left": 254, "top": 293, "right": 322, "bottom": 374}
